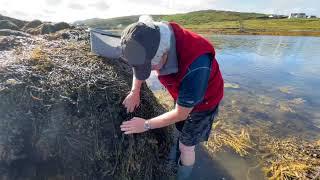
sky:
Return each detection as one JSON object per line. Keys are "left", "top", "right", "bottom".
{"left": 0, "top": 0, "right": 319, "bottom": 23}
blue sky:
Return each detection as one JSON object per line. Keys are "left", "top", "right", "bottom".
{"left": 0, "top": 0, "right": 319, "bottom": 22}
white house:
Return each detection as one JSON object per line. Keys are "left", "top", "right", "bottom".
{"left": 289, "top": 13, "right": 307, "bottom": 19}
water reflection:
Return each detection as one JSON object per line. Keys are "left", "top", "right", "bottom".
{"left": 208, "top": 35, "right": 320, "bottom": 129}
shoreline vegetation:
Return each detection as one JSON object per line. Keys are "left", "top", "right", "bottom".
{"left": 74, "top": 10, "right": 320, "bottom": 37}
{"left": 184, "top": 19, "right": 320, "bottom": 37}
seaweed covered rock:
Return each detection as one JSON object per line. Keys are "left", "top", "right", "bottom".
{"left": 26, "top": 23, "right": 54, "bottom": 35}
{"left": 26, "top": 22, "right": 72, "bottom": 35}
{"left": 0, "top": 14, "right": 26, "bottom": 29}
{"left": 0, "top": 29, "right": 30, "bottom": 37}
{"left": 0, "top": 36, "right": 27, "bottom": 50}
{"left": 53, "top": 22, "right": 72, "bottom": 31}
{"left": 22, "top": 20, "right": 43, "bottom": 30}
{"left": 0, "top": 20, "right": 19, "bottom": 30}
{"left": 44, "top": 29, "right": 88, "bottom": 41}
{"left": 0, "top": 30, "right": 172, "bottom": 179}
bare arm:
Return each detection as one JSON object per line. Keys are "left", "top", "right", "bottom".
{"left": 120, "top": 104, "right": 193, "bottom": 134}
{"left": 122, "top": 75, "right": 144, "bottom": 113}
{"left": 131, "top": 75, "right": 144, "bottom": 93}
{"left": 147, "top": 104, "right": 193, "bottom": 129}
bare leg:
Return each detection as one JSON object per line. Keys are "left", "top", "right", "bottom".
{"left": 179, "top": 141, "right": 195, "bottom": 166}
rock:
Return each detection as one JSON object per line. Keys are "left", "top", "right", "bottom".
{"left": 0, "top": 14, "right": 26, "bottom": 28}
{"left": 0, "top": 29, "right": 30, "bottom": 37}
{"left": 0, "top": 35, "right": 34, "bottom": 52}
{"left": 26, "top": 22, "right": 72, "bottom": 35}
{"left": 278, "top": 101, "right": 295, "bottom": 113}
{"left": 44, "top": 29, "right": 88, "bottom": 41}
{"left": 279, "top": 86, "right": 294, "bottom": 94}
{"left": 0, "top": 31, "right": 172, "bottom": 179}
{"left": 224, "top": 82, "right": 240, "bottom": 89}
{"left": 40, "top": 23, "right": 56, "bottom": 34}
{"left": 25, "top": 23, "right": 54, "bottom": 35}
{"left": 0, "top": 20, "right": 19, "bottom": 30}
{"left": 53, "top": 22, "right": 71, "bottom": 31}
{"left": 0, "top": 36, "right": 16, "bottom": 50}
{"left": 288, "top": 98, "right": 305, "bottom": 105}
{"left": 258, "top": 95, "right": 273, "bottom": 105}
{"left": 22, "top": 20, "right": 43, "bottom": 30}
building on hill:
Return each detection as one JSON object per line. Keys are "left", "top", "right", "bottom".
{"left": 289, "top": 13, "right": 307, "bottom": 19}
{"left": 268, "top": 15, "right": 288, "bottom": 19}
{"left": 307, "top": 15, "right": 317, "bottom": 19}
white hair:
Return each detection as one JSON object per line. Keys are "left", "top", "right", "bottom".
{"left": 138, "top": 15, "right": 171, "bottom": 65}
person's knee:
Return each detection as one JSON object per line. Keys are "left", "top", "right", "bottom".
{"left": 179, "top": 141, "right": 195, "bottom": 153}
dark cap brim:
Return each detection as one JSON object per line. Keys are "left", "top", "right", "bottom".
{"left": 132, "top": 63, "right": 151, "bottom": 80}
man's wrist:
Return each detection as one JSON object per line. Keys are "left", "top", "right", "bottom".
{"left": 144, "top": 120, "right": 152, "bottom": 131}
{"left": 130, "top": 88, "right": 140, "bottom": 94}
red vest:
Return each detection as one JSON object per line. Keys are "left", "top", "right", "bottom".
{"left": 158, "top": 22, "right": 224, "bottom": 112}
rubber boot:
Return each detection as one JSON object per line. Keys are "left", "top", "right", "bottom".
{"left": 176, "top": 159, "right": 193, "bottom": 180}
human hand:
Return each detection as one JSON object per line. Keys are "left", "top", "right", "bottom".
{"left": 120, "top": 117, "right": 146, "bottom": 134}
{"left": 122, "top": 90, "right": 140, "bottom": 113}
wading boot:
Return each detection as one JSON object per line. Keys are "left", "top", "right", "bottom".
{"left": 176, "top": 159, "right": 193, "bottom": 180}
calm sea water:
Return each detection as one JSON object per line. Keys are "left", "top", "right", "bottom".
{"left": 149, "top": 34, "right": 320, "bottom": 128}
{"left": 212, "top": 35, "right": 320, "bottom": 101}
{"left": 147, "top": 34, "right": 320, "bottom": 180}
{"left": 210, "top": 35, "right": 320, "bottom": 129}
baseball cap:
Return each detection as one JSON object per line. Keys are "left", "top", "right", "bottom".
{"left": 120, "top": 22, "right": 160, "bottom": 80}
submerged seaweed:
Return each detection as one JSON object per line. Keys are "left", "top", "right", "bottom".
{"left": 152, "top": 81, "right": 320, "bottom": 180}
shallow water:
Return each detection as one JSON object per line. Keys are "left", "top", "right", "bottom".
{"left": 210, "top": 35, "right": 320, "bottom": 130}
{"left": 149, "top": 34, "right": 320, "bottom": 130}
{"left": 147, "top": 34, "right": 320, "bottom": 179}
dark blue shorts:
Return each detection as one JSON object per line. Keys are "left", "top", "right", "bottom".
{"left": 175, "top": 105, "right": 219, "bottom": 146}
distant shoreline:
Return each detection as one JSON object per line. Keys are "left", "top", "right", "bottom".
{"left": 105, "top": 28, "right": 320, "bottom": 37}
{"left": 76, "top": 10, "right": 320, "bottom": 37}
{"left": 188, "top": 28, "right": 320, "bottom": 37}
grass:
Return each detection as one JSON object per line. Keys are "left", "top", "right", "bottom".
{"left": 184, "top": 19, "right": 320, "bottom": 31}
{"left": 77, "top": 10, "right": 320, "bottom": 36}
{"left": 184, "top": 19, "right": 320, "bottom": 36}
{"left": 161, "top": 10, "right": 267, "bottom": 24}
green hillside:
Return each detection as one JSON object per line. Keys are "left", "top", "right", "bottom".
{"left": 161, "top": 10, "right": 268, "bottom": 24}
{"left": 74, "top": 15, "right": 163, "bottom": 29}
{"left": 75, "top": 10, "right": 267, "bottom": 29}
{"left": 75, "top": 10, "right": 320, "bottom": 36}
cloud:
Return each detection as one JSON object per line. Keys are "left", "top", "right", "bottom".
{"left": 0, "top": 10, "right": 8, "bottom": 15}
{"left": 1, "top": 0, "right": 320, "bottom": 22}
{"left": 12, "top": 11, "right": 28, "bottom": 17}
{"left": 43, "top": 9, "right": 56, "bottom": 15}
{"left": 68, "top": 3, "right": 86, "bottom": 10}
{"left": 89, "top": 1, "right": 110, "bottom": 11}
{"left": 45, "top": 0, "right": 62, "bottom": 6}
{"left": 169, "top": 0, "right": 220, "bottom": 12}
{"left": 126, "top": 0, "right": 169, "bottom": 7}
